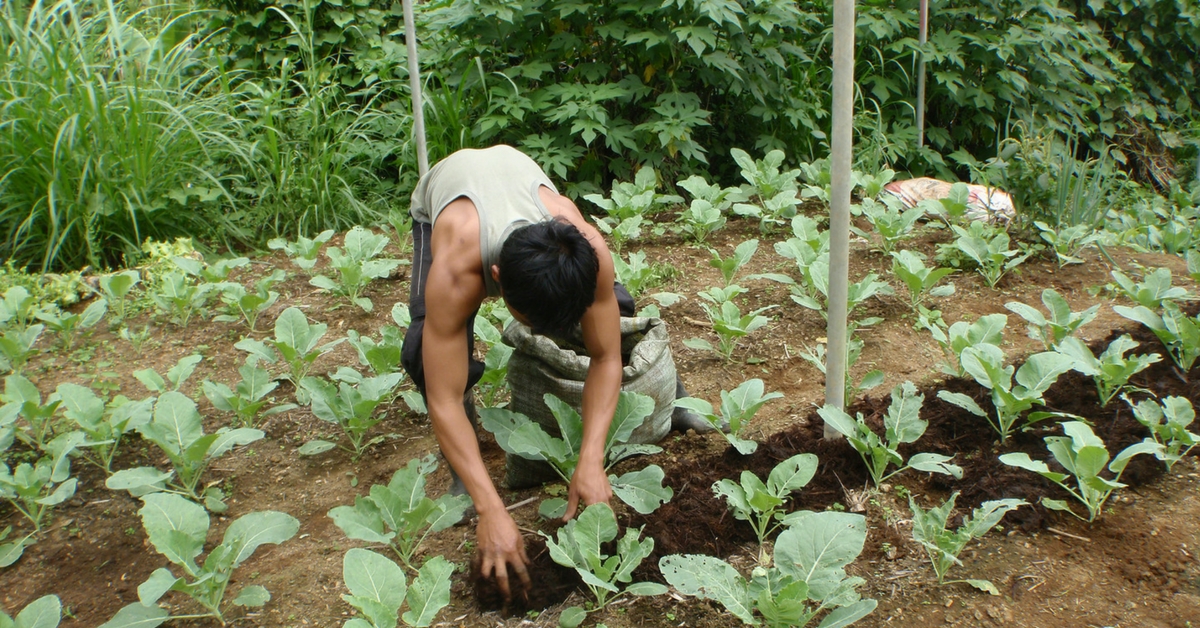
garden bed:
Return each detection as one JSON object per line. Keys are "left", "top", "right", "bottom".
{"left": 2, "top": 219, "right": 1199, "bottom": 627}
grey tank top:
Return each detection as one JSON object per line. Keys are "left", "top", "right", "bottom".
{"left": 410, "top": 145, "right": 557, "bottom": 297}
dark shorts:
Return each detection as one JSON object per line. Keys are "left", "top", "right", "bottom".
{"left": 400, "top": 219, "right": 635, "bottom": 395}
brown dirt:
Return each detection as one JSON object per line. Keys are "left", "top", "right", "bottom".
{"left": 3, "top": 216, "right": 1200, "bottom": 627}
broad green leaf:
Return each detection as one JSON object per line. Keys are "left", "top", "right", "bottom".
{"left": 659, "top": 554, "right": 755, "bottom": 624}
{"left": 146, "top": 392, "right": 203, "bottom": 453}
{"left": 401, "top": 555, "right": 454, "bottom": 627}
{"left": 298, "top": 440, "right": 336, "bottom": 456}
{"left": 774, "top": 512, "right": 867, "bottom": 601}
{"left": 106, "top": 467, "right": 173, "bottom": 495}
{"left": 137, "top": 568, "right": 182, "bottom": 606}
{"left": 936, "top": 391, "right": 987, "bottom": 417}
{"left": 0, "top": 536, "right": 27, "bottom": 567}
{"left": 965, "top": 579, "right": 999, "bottom": 595}
{"left": 558, "top": 606, "right": 587, "bottom": 628}
{"left": 12, "top": 594, "right": 60, "bottom": 628}
{"left": 207, "top": 428, "right": 264, "bottom": 458}
{"left": 138, "top": 493, "right": 208, "bottom": 571}
{"left": 610, "top": 465, "right": 673, "bottom": 514}
{"left": 222, "top": 511, "right": 300, "bottom": 566}
{"left": 1014, "top": 352, "right": 1075, "bottom": 395}
{"left": 884, "top": 382, "right": 925, "bottom": 444}
{"left": 96, "top": 603, "right": 169, "bottom": 628}
{"left": 907, "top": 453, "right": 963, "bottom": 479}
{"left": 329, "top": 499, "right": 391, "bottom": 544}
{"left": 767, "top": 453, "right": 818, "bottom": 494}
{"left": 343, "top": 548, "right": 406, "bottom": 623}
{"left": 626, "top": 581, "right": 668, "bottom": 596}
{"left": 816, "top": 598, "right": 878, "bottom": 628}
{"left": 539, "top": 498, "right": 568, "bottom": 520}
{"left": 55, "top": 383, "right": 105, "bottom": 427}
{"left": 233, "top": 585, "right": 271, "bottom": 607}
{"left": 606, "top": 391, "right": 655, "bottom": 450}
{"left": 572, "top": 503, "right": 619, "bottom": 568}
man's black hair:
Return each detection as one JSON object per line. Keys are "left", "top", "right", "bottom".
{"left": 498, "top": 217, "right": 598, "bottom": 336}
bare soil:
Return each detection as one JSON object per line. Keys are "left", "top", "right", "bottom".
{"left": 2, "top": 217, "right": 1199, "bottom": 628}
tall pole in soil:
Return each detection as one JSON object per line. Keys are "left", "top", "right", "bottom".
{"left": 402, "top": 0, "right": 429, "bottom": 177}
{"left": 916, "top": 0, "right": 927, "bottom": 149}
{"left": 825, "top": 0, "right": 856, "bottom": 440}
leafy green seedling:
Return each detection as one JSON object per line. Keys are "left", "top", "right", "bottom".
{"left": 584, "top": 167, "right": 680, "bottom": 253}
{"left": 268, "top": 229, "right": 334, "bottom": 271}
{"left": 891, "top": 250, "right": 954, "bottom": 317}
{"left": 925, "top": 182, "right": 971, "bottom": 226}
{"left": 1188, "top": 249, "right": 1200, "bottom": 283}
{"left": 923, "top": 313, "right": 1007, "bottom": 377}
{"left": 0, "top": 432, "right": 81, "bottom": 534}
{"left": 481, "top": 392, "right": 673, "bottom": 515}
{"left": 1004, "top": 288, "right": 1099, "bottom": 350}
{"left": 34, "top": 298, "right": 107, "bottom": 350}
{"left": 0, "top": 287, "right": 37, "bottom": 330}
{"left": 661, "top": 511, "right": 878, "bottom": 627}
{"left": 101, "top": 493, "right": 299, "bottom": 627}
{"left": 708, "top": 239, "right": 758, "bottom": 287}
{"left": 148, "top": 271, "right": 213, "bottom": 326}
{"left": 938, "top": 345, "right": 1075, "bottom": 443}
{"left": 0, "top": 594, "right": 62, "bottom": 627}
{"left": 611, "top": 250, "right": 666, "bottom": 298}
{"left": 203, "top": 356, "right": 297, "bottom": 428}
{"left": 98, "top": 270, "right": 140, "bottom": 322}
{"left": 1000, "top": 421, "right": 1161, "bottom": 522}
{"left": 0, "top": 325, "right": 43, "bottom": 374}
{"left": 55, "top": 383, "right": 152, "bottom": 471}
{"left": 855, "top": 195, "right": 924, "bottom": 254}
{"left": 685, "top": 286, "right": 775, "bottom": 361}
{"left": 299, "top": 371, "right": 402, "bottom": 460}
{"left": 798, "top": 337, "right": 885, "bottom": 405}
{"left": 341, "top": 549, "right": 453, "bottom": 628}
{"left": 712, "top": 453, "right": 817, "bottom": 566}
{"left": 3, "top": 374, "right": 61, "bottom": 449}
{"left": 348, "top": 305, "right": 410, "bottom": 376}
{"left": 472, "top": 315, "right": 512, "bottom": 409}
{"left": 1056, "top": 335, "right": 1160, "bottom": 406}
{"left": 214, "top": 269, "right": 286, "bottom": 331}
{"left": 819, "top": 382, "right": 963, "bottom": 487}
{"left": 1126, "top": 395, "right": 1198, "bottom": 471}
{"left": 172, "top": 255, "right": 249, "bottom": 284}
{"left": 309, "top": 226, "right": 401, "bottom": 312}
{"left": 674, "top": 378, "right": 782, "bottom": 454}
{"left": 1110, "top": 267, "right": 1191, "bottom": 310}
{"left": 853, "top": 167, "right": 897, "bottom": 198}
{"left": 951, "top": 221, "right": 1031, "bottom": 288}
{"left": 909, "top": 493, "right": 1026, "bottom": 594}
{"left": 729, "top": 148, "right": 802, "bottom": 229}
{"left": 236, "top": 306, "right": 345, "bottom": 386}
{"left": 1034, "top": 221, "right": 1106, "bottom": 267}
{"left": 675, "top": 199, "right": 727, "bottom": 243}
{"left": 0, "top": 524, "right": 34, "bottom": 568}
{"left": 1114, "top": 303, "right": 1200, "bottom": 370}
{"left": 133, "top": 354, "right": 202, "bottom": 394}
{"left": 118, "top": 324, "right": 153, "bottom": 352}
{"left": 543, "top": 503, "right": 666, "bottom": 625}
{"left": 106, "top": 391, "right": 263, "bottom": 511}
{"left": 328, "top": 454, "right": 471, "bottom": 571}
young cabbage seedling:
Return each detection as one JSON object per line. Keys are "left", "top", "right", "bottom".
{"left": 171, "top": 255, "right": 249, "bottom": 284}
{"left": 819, "top": 382, "right": 963, "bottom": 487}
{"left": 1110, "top": 267, "right": 1191, "bottom": 311}
{"left": 798, "top": 336, "right": 884, "bottom": 405}
{"left": 712, "top": 453, "right": 817, "bottom": 566}
{"left": 674, "top": 378, "right": 782, "bottom": 454}
{"left": 341, "top": 549, "right": 453, "bottom": 628}
{"left": 891, "top": 250, "right": 955, "bottom": 318}
{"left": 133, "top": 354, "right": 203, "bottom": 394}
{"left": 471, "top": 313, "right": 513, "bottom": 409}
{"left": 0, "top": 431, "right": 82, "bottom": 534}
{"left": 685, "top": 285, "right": 775, "bottom": 361}
{"left": 1114, "top": 302, "right": 1200, "bottom": 371}
{"left": 214, "top": 269, "right": 286, "bottom": 332}
{"left": 148, "top": 271, "right": 213, "bottom": 327}
{"left": 1056, "top": 335, "right": 1160, "bottom": 407}
{"left": 999, "top": 421, "right": 1162, "bottom": 522}
{"left": 309, "top": 226, "right": 402, "bottom": 312}
{"left": 100, "top": 493, "right": 299, "bottom": 628}
{"left": 923, "top": 313, "right": 1007, "bottom": 377}
{"left": 585, "top": 167, "right": 681, "bottom": 253}
{"left": 937, "top": 344, "right": 1075, "bottom": 443}
{"left": 909, "top": 492, "right": 1026, "bottom": 594}
{"left": 106, "top": 391, "right": 263, "bottom": 511}
{"left": 855, "top": 195, "right": 924, "bottom": 254}
{"left": 328, "top": 455, "right": 470, "bottom": 571}
{"left": 480, "top": 392, "right": 673, "bottom": 516}
{"left": 708, "top": 239, "right": 758, "bottom": 287}
{"left": 55, "top": 383, "right": 153, "bottom": 471}
{"left": 661, "top": 510, "right": 878, "bottom": 627}
{"left": 611, "top": 250, "right": 666, "bottom": 298}
{"left": 347, "top": 303, "right": 412, "bottom": 377}
{"left": 0, "top": 287, "right": 37, "bottom": 330}
{"left": 1125, "top": 395, "right": 1198, "bottom": 472}
{"left": 235, "top": 306, "right": 345, "bottom": 388}
{"left": 543, "top": 503, "right": 666, "bottom": 627}
{"left": 267, "top": 229, "right": 334, "bottom": 271}
{"left": 0, "top": 324, "right": 43, "bottom": 375}
{"left": 1034, "top": 221, "right": 1107, "bottom": 267}
{"left": 97, "top": 270, "right": 140, "bottom": 322}
{"left": 298, "top": 370, "right": 403, "bottom": 460}
{"left": 675, "top": 174, "right": 737, "bottom": 243}
{"left": 1004, "top": 288, "right": 1099, "bottom": 350}
{"left": 34, "top": 297, "right": 107, "bottom": 350}
{"left": 2, "top": 374, "right": 61, "bottom": 449}
{"left": 951, "top": 221, "right": 1031, "bottom": 288}
{"left": 202, "top": 355, "right": 298, "bottom": 428}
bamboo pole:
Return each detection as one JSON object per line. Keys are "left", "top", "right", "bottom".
{"left": 825, "top": 0, "right": 856, "bottom": 439}
{"left": 916, "top": 0, "right": 928, "bottom": 149}
{"left": 402, "top": 0, "right": 429, "bottom": 177}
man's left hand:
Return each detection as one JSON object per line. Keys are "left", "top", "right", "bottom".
{"left": 563, "top": 459, "right": 612, "bottom": 521}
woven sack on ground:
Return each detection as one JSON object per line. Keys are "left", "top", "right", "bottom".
{"left": 501, "top": 316, "right": 676, "bottom": 488}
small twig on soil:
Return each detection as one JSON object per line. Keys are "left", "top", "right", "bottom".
{"left": 683, "top": 316, "right": 708, "bottom": 327}
{"left": 505, "top": 496, "right": 538, "bottom": 511}
{"left": 1046, "top": 526, "right": 1091, "bottom": 543}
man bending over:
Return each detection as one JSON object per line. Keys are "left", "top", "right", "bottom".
{"left": 400, "top": 145, "right": 709, "bottom": 599}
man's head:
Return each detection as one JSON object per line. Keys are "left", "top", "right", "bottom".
{"left": 495, "top": 217, "right": 598, "bottom": 336}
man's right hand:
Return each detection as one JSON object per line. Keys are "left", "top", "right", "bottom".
{"left": 476, "top": 507, "right": 531, "bottom": 601}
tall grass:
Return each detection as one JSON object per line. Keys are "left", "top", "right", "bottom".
{"left": 0, "top": 0, "right": 248, "bottom": 271}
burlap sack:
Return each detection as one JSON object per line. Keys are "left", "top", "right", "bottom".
{"left": 501, "top": 317, "right": 676, "bottom": 488}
